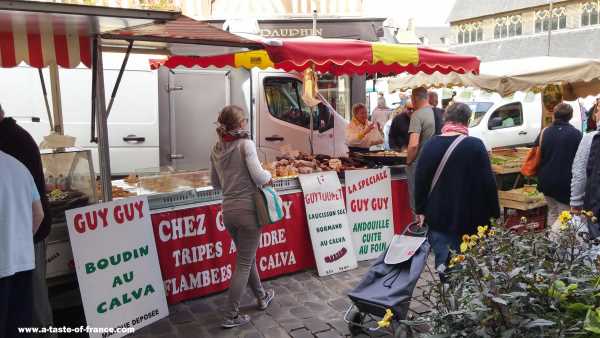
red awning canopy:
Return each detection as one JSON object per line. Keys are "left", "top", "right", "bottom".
{"left": 0, "top": 11, "right": 92, "bottom": 68}
{"left": 262, "top": 37, "right": 480, "bottom": 75}
{"left": 150, "top": 37, "right": 480, "bottom": 76}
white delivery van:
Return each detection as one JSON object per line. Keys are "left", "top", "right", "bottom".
{"left": 0, "top": 53, "right": 161, "bottom": 175}
{"left": 157, "top": 66, "right": 348, "bottom": 170}
{"left": 2, "top": 53, "right": 347, "bottom": 175}
{"left": 460, "top": 91, "right": 583, "bottom": 150}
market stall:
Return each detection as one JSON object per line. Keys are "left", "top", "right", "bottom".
{"left": 117, "top": 37, "right": 480, "bottom": 303}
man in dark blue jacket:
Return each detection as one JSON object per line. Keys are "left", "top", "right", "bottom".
{"left": 538, "top": 103, "right": 582, "bottom": 226}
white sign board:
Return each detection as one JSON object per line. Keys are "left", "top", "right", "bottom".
{"left": 299, "top": 172, "right": 357, "bottom": 276}
{"left": 345, "top": 168, "right": 395, "bottom": 261}
{"left": 66, "top": 196, "right": 168, "bottom": 338}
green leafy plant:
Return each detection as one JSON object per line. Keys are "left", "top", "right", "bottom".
{"left": 408, "top": 214, "right": 600, "bottom": 338}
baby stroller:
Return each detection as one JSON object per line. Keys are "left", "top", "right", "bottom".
{"left": 344, "top": 223, "right": 430, "bottom": 337}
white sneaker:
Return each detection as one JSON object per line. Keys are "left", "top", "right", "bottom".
{"left": 222, "top": 314, "right": 251, "bottom": 329}
{"left": 258, "top": 289, "right": 275, "bottom": 310}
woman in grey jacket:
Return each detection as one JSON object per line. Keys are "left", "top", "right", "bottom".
{"left": 210, "top": 105, "right": 275, "bottom": 328}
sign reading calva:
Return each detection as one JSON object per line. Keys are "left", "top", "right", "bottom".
{"left": 66, "top": 196, "right": 168, "bottom": 338}
{"left": 345, "top": 168, "right": 395, "bottom": 261}
{"left": 299, "top": 171, "right": 357, "bottom": 276}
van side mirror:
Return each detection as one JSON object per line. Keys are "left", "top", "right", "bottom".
{"left": 488, "top": 117, "right": 502, "bottom": 130}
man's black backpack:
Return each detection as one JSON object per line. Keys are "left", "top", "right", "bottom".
{"left": 584, "top": 133, "right": 600, "bottom": 238}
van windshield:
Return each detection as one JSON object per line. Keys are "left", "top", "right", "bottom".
{"left": 467, "top": 102, "right": 494, "bottom": 127}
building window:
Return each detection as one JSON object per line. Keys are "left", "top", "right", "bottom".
{"left": 535, "top": 7, "right": 567, "bottom": 33}
{"left": 494, "top": 15, "right": 523, "bottom": 39}
{"left": 582, "top": 2, "right": 600, "bottom": 26}
{"left": 457, "top": 21, "right": 483, "bottom": 44}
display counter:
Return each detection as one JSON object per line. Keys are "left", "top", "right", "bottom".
{"left": 47, "top": 168, "right": 412, "bottom": 305}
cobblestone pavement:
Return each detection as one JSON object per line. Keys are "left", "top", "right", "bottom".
{"left": 131, "top": 258, "right": 437, "bottom": 338}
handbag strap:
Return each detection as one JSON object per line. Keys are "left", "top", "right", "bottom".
{"left": 429, "top": 135, "right": 467, "bottom": 195}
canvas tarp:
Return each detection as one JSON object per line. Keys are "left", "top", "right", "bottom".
{"left": 388, "top": 56, "right": 600, "bottom": 100}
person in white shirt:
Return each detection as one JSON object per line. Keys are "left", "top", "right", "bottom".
{"left": 0, "top": 150, "right": 44, "bottom": 338}
{"left": 371, "top": 96, "right": 392, "bottom": 129}
{"left": 346, "top": 103, "right": 384, "bottom": 152}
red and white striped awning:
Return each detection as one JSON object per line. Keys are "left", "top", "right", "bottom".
{"left": 0, "top": 12, "right": 92, "bottom": 68}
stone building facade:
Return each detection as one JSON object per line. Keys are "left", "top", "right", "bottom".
{"left": 448, "top": 0, "right": 600, "bottom": 61}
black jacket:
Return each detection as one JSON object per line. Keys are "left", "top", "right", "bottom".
{"left": 0, "top": 117, "right": 51, "bottom": 242}
{"left": 538, "top": 121, "right": 582, "bottom": 204}
{"left": 415, "top": 135, "right": 500, "bottom": 236}
{"left": 388, "top": 113, "right": 411, "bottom": 150}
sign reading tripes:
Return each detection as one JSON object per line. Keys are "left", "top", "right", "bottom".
{"left": 299, "top": 171, "right": 357, "bottom": 276}
{"left": 66, "top": 196, "right": 168, "bottom": 338}
{"left": 150, "top": 192, "right": 315, "bottom": 304}
{"left": 345, "top": 168, "right": 395, "bottom": 261}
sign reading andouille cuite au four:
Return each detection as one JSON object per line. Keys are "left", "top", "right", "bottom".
{"left": 299, "top": 171, "right": 358, "bottom": 276}
{"left": 345, "top": 168, "right": 395, "bottom": 261}
{"left": 65, "top": 196, "right": 168, "bottom": 338}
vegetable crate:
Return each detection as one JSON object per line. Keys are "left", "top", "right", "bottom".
{"left": 490, "top": 147, "right": 530, "bottom": 174}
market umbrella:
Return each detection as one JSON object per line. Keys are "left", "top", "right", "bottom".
{"left": 261, "top": 36, "right": 480, "bottom": 76}
{"left": 388, "top": 56, "right": 600, "bottom": 100}
{"left": 150, "top": 37, "right": 480, "bottom": 76}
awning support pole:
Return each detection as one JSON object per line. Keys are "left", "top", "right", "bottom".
{"left": 106, "top": 40, "right": 133, "bottom": 117}
{"left": 90, "top": 44, "right": 98, "bottom": 143}
{"left": 49, "top": 63, "right": 63, "bottom": 134}
{"left": 38, "top": 69, "right": 54, "bottom": 132}
{"left": 93, "top": 37, "right": 113, "bottom": 201}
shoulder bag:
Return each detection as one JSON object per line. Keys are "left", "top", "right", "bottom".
{"left": 521, "top": 128, "right": 546, "bottom": 177}
{"left": 255, "top": 186, "right": 284, "bottom": 226}
{"left": 430, "top": 135, "right": 467, "bottom": 195}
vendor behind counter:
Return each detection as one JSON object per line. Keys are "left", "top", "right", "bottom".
{"left": 346, "top": 103, "right": 384, "bottom": 153}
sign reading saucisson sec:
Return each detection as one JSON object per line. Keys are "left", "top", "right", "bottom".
{"left": 299, "top": 171, "right": 357, "bottom": 276}
{"left": 66, "top": 196, "right": 168, "bottom": 338}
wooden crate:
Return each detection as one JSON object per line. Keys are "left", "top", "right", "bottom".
{"left": 498, "top": 186, "right": 544, "bottom": 204}
{"left": 500, "top": 198, "right": 547, "bottom": 211}
{"left": 490, "top": 147, "right": 531, "bottom": 174}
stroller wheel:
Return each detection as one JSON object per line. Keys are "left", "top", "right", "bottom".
{"left": 348, "top": 311, "right": 364, "bottom": 335}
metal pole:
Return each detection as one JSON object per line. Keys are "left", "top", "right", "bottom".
{"left": 37, "top": 69, "right": 54, "bottom": 132}
{"left": 49, "top": 63, "right": 63, "bottom": 134}
{"left": 90, "top": 44, "right": 98, "bottom": 143}
{"left": 106, "top": 40, "right": 133, "bottom": 117}
{"left": 547, "top": 0, "right": 553, "bottom": 56}
{"left": 94, "top": 37, "right": 113, "bottom": 201}
{"left": 312, "top": 9, "right": 317, "bottom": 36}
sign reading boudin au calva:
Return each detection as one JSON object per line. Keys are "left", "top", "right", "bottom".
{"left": 66, "top": 196, "right": 168, "bottom": 338}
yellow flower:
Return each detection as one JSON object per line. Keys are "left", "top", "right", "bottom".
{"left": 470, "top": 235, "right": 479, "bottom": 242}
{"left": 460, "top": 241, "right": 469, "bottom": 253}
{"left": 477, "top": 225, "right": 489, "bottom": 238}
{"left": 462, "top": 234, "right": 470, "bottom": 242}
{"left": 520, "top": 216, "right": 528, "bottom": 224}
{"left": 489, "top": 229, "right": 497, "bottom": 236}
{"left": 592, "top": 217, "right": 598, "bottom": 224}
{"left": 586, "top": 211, "right": 594, "bottom": 218}
{"left": 559, "top": 211, "right": 572, "bottom": 224}
{"left": 560, "top": 223, "right": 568, "bottom": 231}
